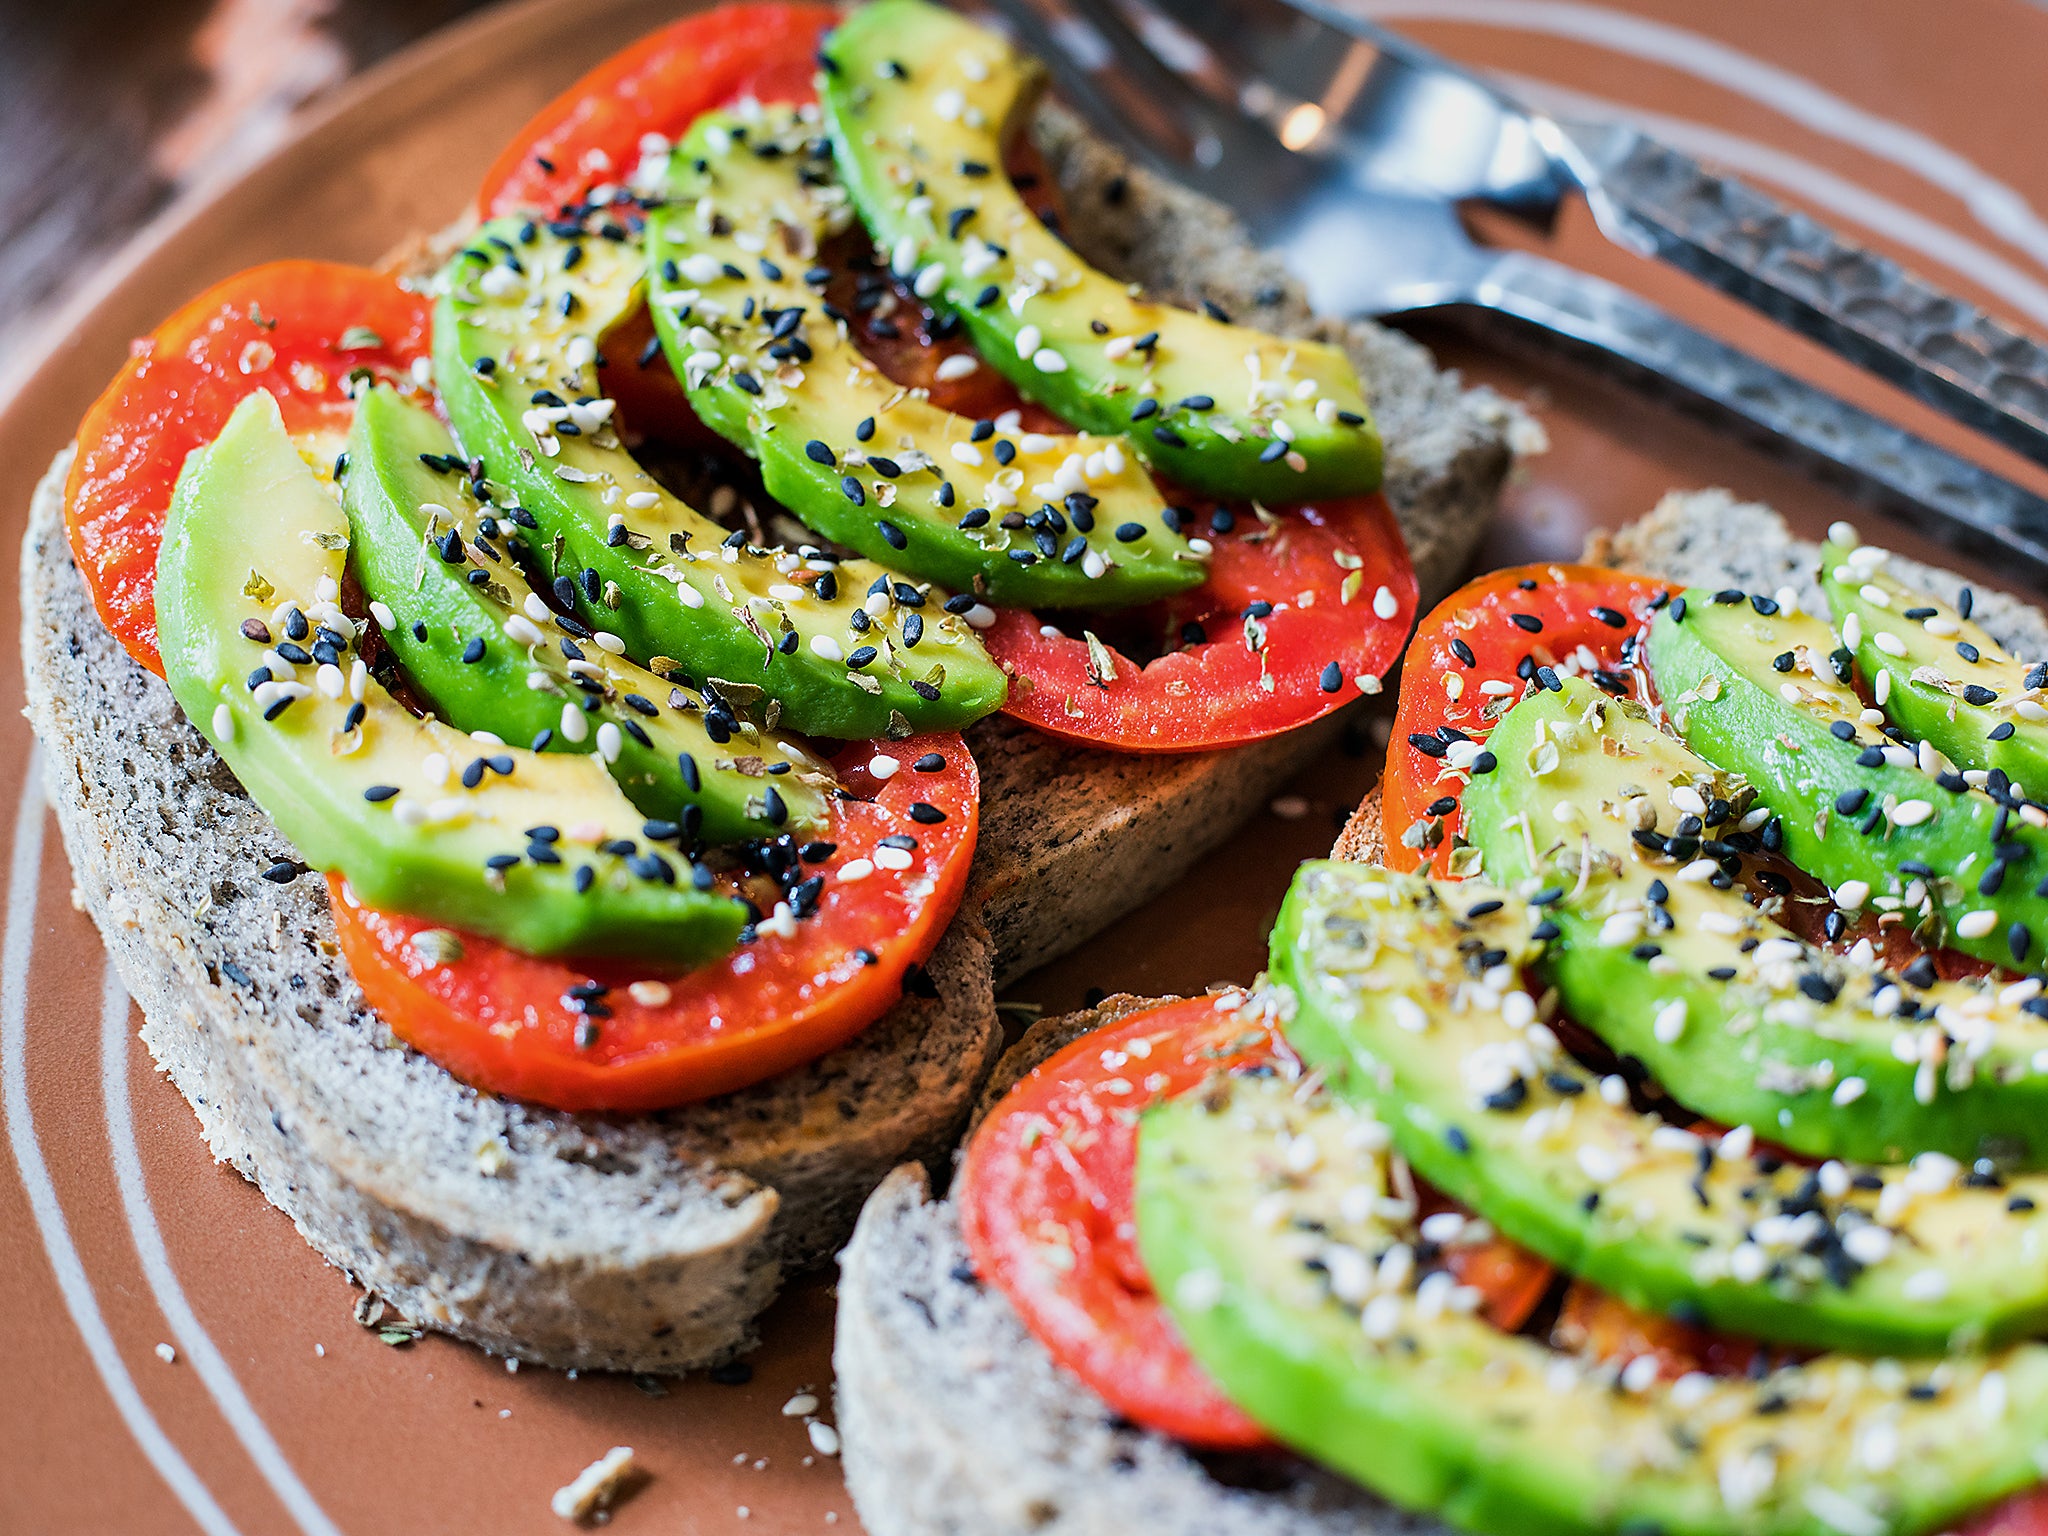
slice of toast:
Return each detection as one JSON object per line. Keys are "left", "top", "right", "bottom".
{"left": 21, "top": 105, "right": 1509, "bottom": 1374}
{"left": 835, "top": 490, "right": 2048, "bottom": 1534}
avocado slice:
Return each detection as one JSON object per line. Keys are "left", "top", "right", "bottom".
{"left": 819, "top": 0, "right": 1383, "bottom": 504}
{"left": 343, "top": 386, "right": 829, "bottom": 843}
{"left": 647, "top": 105, "right": 1207, "bottom": 609}
{"left": 1459, "top": 678, "right": 2048, "bottom": 1168}
{"left": 1821, "top": 531, "right": 2048, "bottom": 801}
{"left": 1138, "top": 1061, "right": 2048, "bottom": 1536}
{"left": 1270, "top": 861, "right": 2048, "bottom": 1355}
{"left": 432, "top": 213, "right": 1008, "bottom": 740}
{"left": 1648, "top": 588, "right": 2048, "bottom": 971}
{"left": 157, "top": 390, "right": 746, "bottom": 963}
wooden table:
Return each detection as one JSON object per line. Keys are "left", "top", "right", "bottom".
{"left": 0, "top": 0, "right": 492, "bottom": 361}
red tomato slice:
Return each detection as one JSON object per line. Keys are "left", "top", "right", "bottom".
{"left": 1963, "top": 1488, "right": 2048, "bottom": 1536}
{"left": 960, "top": 996, "right": 1558, "bottom": 1446}
{"left": 65, "top": 262, "right": 431, "bottom": 676}
{"left": 1552, "top": 1280, "right": 1806, "bottom": 1384}
{"left": 1416, "top": 1188, "right": 1556, "bottom": 1332}
{"left": 959, "top": 995, "right": 1280, "bottom": 1448}
{"left": 1383, "top": 564, "right": 1667, "bottom": 877}
{"left": 477, "top": 3, "right": 837, "bottom": 219}
{"left": 984, "top": 494, "right": 1417, "bottom": 751}
{"left": 330, "top": 734, "right": 977, "bottom": 1113}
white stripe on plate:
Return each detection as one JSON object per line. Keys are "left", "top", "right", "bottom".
{"left": 102, "top": 960, "right": 348, "bottom": 1536}
{"left": 0, "top": 748, "right": 244, "bottom": 1536}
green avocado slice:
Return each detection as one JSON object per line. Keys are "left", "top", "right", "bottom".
{"left": 647, "top": 105, "right": 1207, "bottom": 609}
{"left": 432, "top": 214, "right": 1008, "bottom": 740}
{"left": 820, "top": 0, "right": 1383, "bottom": 504}
{"left": 1460, "top": 678, "right": 2048, "bottom": 1167}
{"left": 1820, "top": 532, "right": 2048, "bottom": 802}
{"left": 1648, "top": 588, "right": 2048, "bottom": 971}
{"left": 156, "top": 390, "right": 745, "bottom": 963}
{"left": 1138, "top": 1059, "right": 2048, "bottom": 1536}
{"left": 1269, "top": 861, "right": 2048, "bottom": 1355}
{"left": 343, "top": 387, "right": 831, "bottom": 842}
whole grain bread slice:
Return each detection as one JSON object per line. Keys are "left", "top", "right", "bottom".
{"left": 21, "top": 102, "right": 1510, "bottom": 1375}
{"left": 835, "top": 490, "right": 2048, "bottom": 1535}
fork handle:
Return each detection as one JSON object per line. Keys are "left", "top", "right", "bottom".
{"left": 1584, "top": 130, "right": 2048, "bottom": 471}
{"left": 1469, "top": 249, "right": 2048, "bottom": 577}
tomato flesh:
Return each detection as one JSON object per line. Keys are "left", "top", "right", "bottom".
{"left": 330, "top": 734, "right": 977, "bottom": 1113}
{"left": 478, "top": 3, "right": 837, "bottom": 219}
{"left": 1383, "top": 565, "right": 1666, "bottom": 876}
{"left": 984, "top": 493, "right": 1416, "bottom": 751}
{"left": 960, "top": 996, "right": 1279, "bottom": 1448}
{"left": 960, "top": 996, "right": 1557, "bottom": 1446}
{"left": 1963, "top": 1488, "right": 2048, "bottom": 1536}
{"left": 65, "top": 262, "right": 430, "bottom": 675}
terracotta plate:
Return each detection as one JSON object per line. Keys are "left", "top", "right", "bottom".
{"left": 5, "top": 0, "right": 2048, "bottom": 1530}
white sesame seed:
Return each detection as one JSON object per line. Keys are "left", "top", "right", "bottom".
{"left": 559, "top": 704, "right": 589, "bottom": 744}
{"left": 1874, "top": 631, "right": 1907, "bottom": 657}
{"left": 873, "top": 846, "right": 914, "bottom": 871}
{"left": 504, "top": 615, "right": 545, "bottom": 647}
{"left": 1842, "top": 1225, "right": 1893, "bottom": 1265}
{"left": 963, "top": 603, "right": 997, "bottom": 630}
{"left": 1576, "top": 1144, "right": 1622, "bottom": 1183}
{"left": 1032, "top": 347, "right": 1068, "bottom": 373}
{"left": 1829, "top": 520, "right": 1861, "bottom": 548}
{"left": 596, "top": 722, "right": 622, "bottom": 763}
{"left": 593, "top": 631, "right": 626, "bottom": 655}
{"left": 782, "top": 1393, "right": 820, "bottom": 1418}
{"left": 949, "top": 441, "right": 984, "bottom": 466}
{"left": 934, "top": 353, "right": 979, "bottom": 382}
{"left": 1842, "top": 612, "right": 1863, "bottom": 649}
{"left": 1891, "top": 799, "right": 1934, "bottom": 827}
{"left": 1014, "top": 323, "right": 1041, "bottom": 359}
{"left": 369, "top": 600, "right": 397, "bottom": 630}
{"left": 211, "top": 704, "right": 234, "bottom": 741}
{"left": 837, "top": 858, "right": 873, "bottom": 882}
{"left": 1833, "top": 1076, "right": 1867, "bottom": 1105}
{"left": 628, "top": 980, "right": 672, "bottom": 1008}
{"left": 1372, "top": 585, "right": 1399, "bottom": 620}
{"left": 1860, "top": 584, "right": 1892, "bottom": 607}
{"left": 869, "top": 754, "right": 901, "bottom": 780}
{"left": 1621, "top": 1355, "right": 1661, "bottom": 1393}
{"left": 1653, "top": 999, "right": 1688, "bottom": 1043}
{"left": 1902, "top": 1270, "right": 1950, "bottom": 1302}
{"left": 1957, "top": 909, "right": 1999, "bottom": 939}
{"left": 1835, "top": 880, "right": 1871, "bottom": 909}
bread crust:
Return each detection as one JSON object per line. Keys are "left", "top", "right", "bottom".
{"left": 24, "top": 103, "right": 1510, "bottom": 1372}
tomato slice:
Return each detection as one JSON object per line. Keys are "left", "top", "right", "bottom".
{"left": 1551, "top": 1280, "right": 1808, "bottom": 1384}
{"left": 984, "top": 493, "right": 1417, "bottom": 751}
{"left": 477, "top": 3, "right": 837, "bottom": 219}
{"left": 1418, "top": 1187, "right": 1556, "bottom": 1332}
{"left": 1963, "top": 1488, "right": 2048, "bottom": 1536}
{"left": 1383, "top": 564, "right": 1667, "bottom": 876}
{"left": 329, "top": 734, "right": 977, "bottom": 1113}
{"left": 960, "top": 996, "right": 1280, "bottom": 1448}
{"left": 961, "top": 996, "right": 1556, "bottom": 1445}
{"left": 65, "top": 262, "right": 431, "bottom": 676}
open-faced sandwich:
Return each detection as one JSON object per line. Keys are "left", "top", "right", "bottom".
{"left": 838, "top": 493, "right": 2048, "bottom": 1536}
{"left": 19, "top": 0, "right": 1512, "bottom": 1371}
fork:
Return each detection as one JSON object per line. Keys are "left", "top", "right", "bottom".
{"left": 981, "top": 0, "right": 2048, "bottom": 581}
